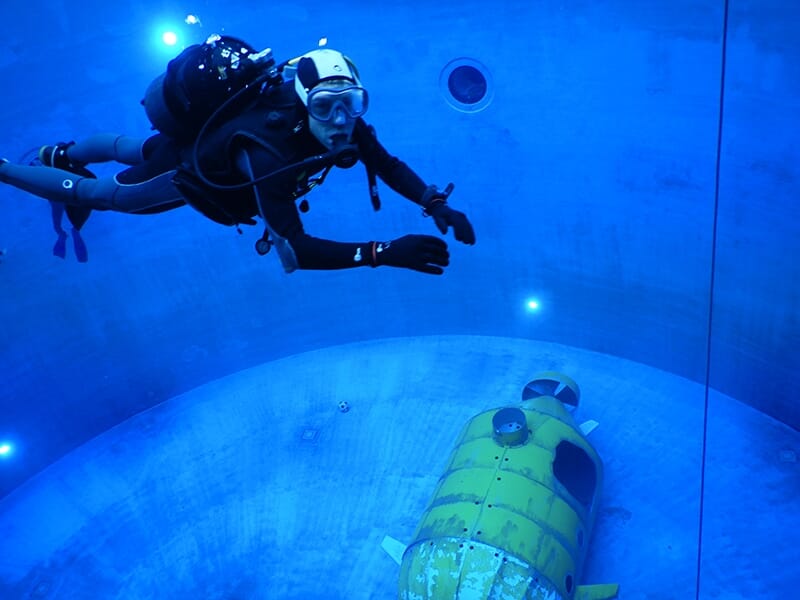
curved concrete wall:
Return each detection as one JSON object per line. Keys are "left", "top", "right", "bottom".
{"left": 1, "top": 337, "right": 797, "bottom": 597}
{"left": 0, "top": 0, "right": 798, "bottom": 498}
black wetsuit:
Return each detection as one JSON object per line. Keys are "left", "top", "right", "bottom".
{"left": 177, "top": 80, "right": 434, "bottom": 272}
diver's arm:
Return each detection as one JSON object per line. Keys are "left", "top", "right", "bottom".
{"left": 354, "top": 119, "right": 431, "bottom": 204}
{"left": 256, "top": 187, "right": 453, "bottom": 273}
{"left": 239, "top": 145, "right": 450, "bottom": 274}
{"left": 261, "top": 199, "right": 449, "bottom": 274}
{"left": 353, "top": 119, "right": 476, "bottom": 245}
{"left": 239, "top": 146, "right": 377, "bottom": 272}
{"left": 259, "top": 197, "right": 377, "bottom": 271}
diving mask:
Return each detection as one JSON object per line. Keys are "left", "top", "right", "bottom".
{"left": 306, "top": 85, "right": 369, "bottom": 122}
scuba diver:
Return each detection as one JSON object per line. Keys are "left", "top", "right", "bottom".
{"left": 0, "top": 36, "right": 475, "bottom": 274}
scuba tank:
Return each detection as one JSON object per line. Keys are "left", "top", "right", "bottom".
{"left": 141, "top": 34, "right": 280, "bottom": 141}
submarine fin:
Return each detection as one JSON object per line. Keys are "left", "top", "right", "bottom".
{"left": 381, "top": 535, "right": 407, "bottom": 566}
{"left": 574, "top": 583, "right": 620, "bottom": 600}
{"left": 579, "top": 419, "right": 600, "bottom": 436}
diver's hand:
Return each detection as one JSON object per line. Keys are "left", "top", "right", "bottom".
{"left": 372, "top": 234, "right": 450, "bottom": 275}
{"left": 425, "top": 201, "right": 476, "bottom": 245}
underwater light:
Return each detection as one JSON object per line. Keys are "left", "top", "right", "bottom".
{"left": 526, "top": 298, "right": 541, "bottom": 312}
{"left": 0, "top": 442, "right": 13, "bottom": 458}
{"left": 162, "top": 31, "right": 178, "bottom": 46}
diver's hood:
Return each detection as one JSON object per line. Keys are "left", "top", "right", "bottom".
{"left": 294, "top": 48, "right": 361, "bottom": 106}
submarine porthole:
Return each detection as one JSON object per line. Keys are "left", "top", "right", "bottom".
{"left": 439, "top": 57, "right": 494, "bottom": 113}
{"left": 448, "top": 65, "right": 487, "bottom": 104}
{"left": 553, "top": 441, "right": 597, "bottom": 508}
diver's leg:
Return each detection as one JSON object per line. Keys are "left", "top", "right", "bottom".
{"left": 109, "top": 171, "right": 186, "bottom": 213}
{"left": 39, "top": 135, "right": 155, "bottom": 231}
{"left": 66, "top": 134, "right": 149, "bottom": 166}
{"left": 1, "top": 162, "right": 89, "bottom": 204}
{"left": 36, "top": 142, "right": 101, "bottom": 252}
{"left": 0, "top": 161, "right": 183, "bottom": 213}
{"left": 42, "top": 135, "right": 148, "bottom": 168}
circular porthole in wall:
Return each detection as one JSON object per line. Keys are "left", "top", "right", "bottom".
{"left": 439, "top": 57, "right": 493, "bottom": 113}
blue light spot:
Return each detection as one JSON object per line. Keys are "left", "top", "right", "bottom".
{"left": 526, "top": 298, "right": 540, "bottom": 312}
{"left": 0, "top": 442, "right": 13, "bottom": 458}
{"left": 162, "top": 31, "right": 178, "bottom": 46}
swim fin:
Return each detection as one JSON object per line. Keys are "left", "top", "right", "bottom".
{"left": 49, "top": 201, "right": 68, "bottom": 259}
{"left": 52, "top": 231, "right": 68, "bottom": 259}
{"left": 71, "top": 228, "right": 88, "bottom": 263}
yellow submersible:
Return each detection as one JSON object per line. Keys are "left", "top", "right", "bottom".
{"left": 388, "top": 372, "right": 619, "bottom": 600}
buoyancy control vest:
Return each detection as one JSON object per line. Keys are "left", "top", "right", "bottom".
{"left": 172, "top": 81, "right": 316, "bottom": 227}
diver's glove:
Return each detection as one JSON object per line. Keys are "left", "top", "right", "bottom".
{"left": 421, "top": 185, "right": 476, "bottom": 245}
{"left": 371, "top": 234, "right": 450, "bottom": 275}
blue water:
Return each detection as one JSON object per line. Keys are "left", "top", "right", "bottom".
{"left": 0, "top": 1, "right": 798, "bottom": 598}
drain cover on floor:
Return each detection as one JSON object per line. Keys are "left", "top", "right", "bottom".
{"left": 300, "top": 428, "right": 320, "bottom": 442}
